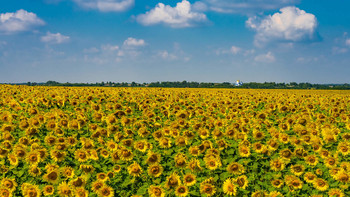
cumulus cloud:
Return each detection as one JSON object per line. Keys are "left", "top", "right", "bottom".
{"left": 246, "top": 6, "right": 318, "bottom": 46}
{"left": 254, "top": 52, "right": 275, "bottom": 63}
{"left": 41, "top": 32, "right": 70, "bottom": 44}
{"left": 123, "top": 37, "right": 146, "bottom": 47}
{"left": 72, "top": 0, "right": 134, "bottom": 12}
{"left": 157, "top": 50, "right": 178, "bottom": 60}
{"left": 194, "top": 0, "right": 298, "bottom": 14}
{"left": 0, "top": 9, "right": 45, "bottom": 34}
{"left": 346, "top": 39, "right": 350, "bottom": 47}
{"left": 137, "top": 0, "right": 209, "bottom": 28}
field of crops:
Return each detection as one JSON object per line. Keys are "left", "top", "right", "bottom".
{"left": 0, "top": 85, "right": 349, "bottom": 197}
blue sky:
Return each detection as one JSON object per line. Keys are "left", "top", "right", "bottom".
{"left": 1, "top": 0, "right": 350, "bottom": 83}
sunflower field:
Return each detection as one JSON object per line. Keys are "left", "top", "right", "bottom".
{"left": 0, "top": 85, "right": 349, "bottom": 197}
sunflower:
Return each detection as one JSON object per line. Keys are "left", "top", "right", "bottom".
{"left": 175, "top": 136, "right": 187, "bottom": 147}
{"left": 325, "top": 157, "right": 338, "bottom": 168}
{"left": 57, "top": 182, "right": 72, "bottom": 197}
{"left": 7, "top": 154, "right": 18, "bottom": 166}
{"left": 1, "top": 178, "right": 17, "bottom": 192}
{"left": 128, "top": 162, "right": 143, "bottom": 177}
{"left": 187, "top": 158, "right": 202, "bottom": 171}
{"left": 165, "top": 173, "right": 181, "bottom": 189}
{"left": 97, "top": 186, "right": 114, "bottom": 197}
{"left": 238, "top": 145, "right": 250, "bottom": 157}
{"left": 313, "top": 178, "right": 329, "bottom": 191}
{"left": 106, "top": 141, "right": 118, "bottom": 151}
{"left": 50, "top": 150, "right": 66, "bottom": 162}
{"left": 70, "top": 177, "right": 86, "bottom": 188}
{"left": 120, "top": 148, "right": 134, "bottom": 161}
{"left": 235, "top": 175, "right": 248, "bottom": 189}
{"left": 61, "top": 166, "right": 75, "bottom": 178}
{"left": 304, "top": 172, "right": 317, "bottom": 183}
{"left": 279, "top": 149, "right": 293, "bottom": 161}
{"left": 223, "top": 178, "right": 237, "bottom": 196}
{"left": 337, "top": 142, "right": 350, "bottom": 156}
{"left": 271, "top": 179, "right": 283, "bottom": 188}
{"left": 335, "top": 171, "right": 350, "bottom": 183}
{"left": 148, "top": 164, "right": 163, "bottom": 178}
{"left": 28, "top": 165, "right": 42, "bottom": 177}
{"left": 75, "top": 188, "right": 89, "bottom": 197}
{"left": 96, "top": 172, "right": 109, "bottom": 182}
{"left": 146, "top": 152, "right": 161, "bottom": 165}
{"left": 43, "top": 170, "right": 60, "bottom": 184}
{"left": 199, "top": 129, "right": 210, "bottom": 139}
{"left": 270, "top": 158, "right": 285, "bottom": 171}
{"left": 305, "top": 155, "right": 318, "bottom": 166}
{"left": 183, "top": 174, "right": 196, "bottom": 186}
{"left": 189, "top": 146, "right": 200, "bottom": 157}
{"left": 175, "top": 185, "right": 189, "bottom": 197}
{"left": 134, "top": 140, "right": 148, "bottom": 152}
{"left": 43, "top": 185, "right": 55, "bottom": 196}
{"left": 253, "top": 130, "right": 265, "bottom": 141}
{"left": 158, "top": 137, "right": 172, "bottom": 148}
{"left": 204, "top": 156, "right": 221, "bottom": 170}
{"left": 200, "top": 182, "right": 216, "bottom": 197}
{"left": 91, "top": 181, "right": 104, "bottom": 193}
{"left": 80, "top": 164, "right": 95, "bottom": 174}
{"left": 328, "top": 188, "right": 344, "bottom": 197}
{"left": 26, "top": 150, "right": 41, "bottom": 164}
{"left": 269, "top": 191, "right": 284, "bottom": 197}
{"left": 290, "top": 164, "right": 305, "bottom": 176}
{"left": 22, "top": 183, "right": 41, "bottom": 197}
{"left": 226, "top": 162, "right": 245, "bottom": 175}
{"left": 75, "top": 150, "right": 89, "bottom": 163}
{"left": 148, "top": 185, "right": 165, "bottom": 197}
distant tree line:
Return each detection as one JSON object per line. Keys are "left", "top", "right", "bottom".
{"left": 4, "top": 80, "right": 350, "bottom": 90}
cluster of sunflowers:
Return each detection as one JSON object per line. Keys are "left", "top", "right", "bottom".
{"left": 0, "top": 85, "right": 350, "bottom": 197}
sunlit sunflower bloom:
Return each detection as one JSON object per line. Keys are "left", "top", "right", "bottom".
{"left": 134, "top": 140, "right": 148, "bottom": 152}
{"left": 204, "top": 156, "right": 221, "bottom": 170}
{"left": 253, "top": 130, "right": 265, "bottom": 141}
{"left": 175, "top": 136, "right": 188, "bottom": 147}
{"left": 106, "top": 140, "right": 118, "bottom": 151}
{"left": 303, "top": 172, "right": 317, "bottom": 183}
{"left": 0, "top": 188, "right": 12, "bottom": 197}
{"left": 335, "top": 171, "right": 350, "bottom": 183}
{"left": 183, "top": 174, "right": 196, "bottom": 186}
{"left": 199, "top": 128, "right": 210, "bottom": 139}
{"left": 148, "top": 185, "right": 165, "bottom": 197}
{"left": 7, "top": 154, "right": 18, "bottom": 166}
{"left": 97, "top": 172, "right": 109, "bottom": 182}
{"left": 28, "top": 165, "right": 42, "bottom": 177}
{"left": 165, "top": 173, "right": 181, "bottom": 189}
{"left": 75, "top": 188, "right": 89, "bottom": 197}
{"left": 128, "top": 162, "right": 143, "bottom": 177}
{"left": 44, "top": 135, "right": 56, "bottom": 146}
{"left": 43, "top": 170, "right": 60, "bottom": 184}
{"left": 223, "top": 178, "right": 237, "bottom": 196}
{"left": 313, "top": 178, "right": 329, "bottom": 191}
{"left": 290, "top": 164, "right": 305, "bottom": 176}
{"left": 158, "top": 137, "right": 172, "bottom": 149}
{"left": 22, "top": 183, "right": 41, "bottom": 197}
{"left": 337, "top": 142, "right": 350, "bottom": 156}
{"left": 200, "top": 183, "right": 216, "bottom": 197}
{"left": 325, "top": 157, "right": 338, "bottom": 168}
{"left": 97, "top": 186, "right": 114, "bottom": 197}
{"left": 270, "top": 158, "right": 285, "bottom": 171}
{"left": 328, "top": 188, "right": 344, "bottom": 197}
{"left": 146, "top": 152, "right": 161, "bottom": 165}
{"left": 75, "top": 150, "right": 89, "bottom": 163}
{"left": 91, "top": 180, "right": 104, "bottom": 193}
{"left": 148, "top": 164, "right": 163, "bottom": 178}
{"left": 187, "top": 158, "right": 202, "bottom": 171}
{"left": 235, "top": 175, "right": 248, "bottom": 190}
{"left": 26, "top": 150, "right": 41, "bottom": 164}
{"left": 174, "top": 185, "right": 189, "bottom": 197}
{"left": 238, "top": 145, "right": 250, "bottom": 157}
{"left": 189, "top": 146, "right": 200, "bottom": 157}
{"left": 113, "top": 165, "right": 122, "bottom": 173}
{"left": 50, "top": 150, "right": 66, "bottom": 162}
{"left": 57, "top": 182, "right": 73, "bottom": 197}
{"left": 269, "top": 191, "right": 284, "bottom": 197}
{"left": 43, "top": 185, "right": 55, "bottom": 196}
{"left": 226, "top": 162, "right": 245, "bottom": 175}
{"left": 279, "top": 149, "right": 293, "bottom": 161}
{"left": 305, "top": 155, "right": 318, "bottom": 166}
{"left": 61, "top": 166, "right": 75, "bottom": 179}
{"left": 271, "top": 179, "right": 284, "bottom": 188}
{"left": 1, "top": 178, "right": 17, "bottom": 192}
{"left": 119, "top": 148, "right": 134, "bottom": 161}
{"left": 80, "top": 164, "right": 95, "bottom": 174}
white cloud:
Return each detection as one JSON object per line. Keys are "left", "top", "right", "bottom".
{"left": 123, "top": 37, "right": 146, "bottom": 47}
{"left": 230, "top": 46, "right": 241, "bottom": 54}
{"left": 254, "top": 52, "right": 275, "bottom": 63}
{"left": 0, "top": 9, "right": 45, "bottom": 34}
{"left": 194, "top": 0, "right": 298, "bottom": 14}
{"left": 346, "top": 39, "right": 350, "bottom": 47}
{"left": 72, "top": 0, "right": 134, "bottom": 12}
{"left": 332, "top": 47, "right": 348, "bottom": 54}
{"left": 101, "top": 44, "right": 119, "bottom": 51}
{"left": 246, "top": 6, "right": 317, "bottom": 46}
{"left": 157, "top": 50, "right": 178, "bottom": 60}
{"left": 137, "top": 0, "right": 209, "bottom": 28}
{"left": 41, "top": 32, "right": 70, "bottom": 44}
